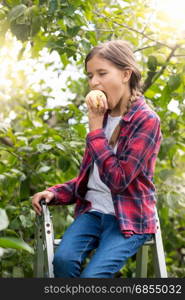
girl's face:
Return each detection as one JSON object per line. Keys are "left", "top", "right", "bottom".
{"left": 86, "top": 55, "right": 131, "bottom": 113}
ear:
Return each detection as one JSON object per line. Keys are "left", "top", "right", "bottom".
{"left": 122, "top": 69, "right": 132, "bottom": 83}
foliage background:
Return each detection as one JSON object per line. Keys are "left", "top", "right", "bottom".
{"left": 0, "top": 0, "right": 185, "bottom": 277}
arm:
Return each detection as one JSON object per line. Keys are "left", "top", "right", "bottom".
{"left": 47, "top": 177, "right": 78, "bottom": 205}
{"left": 86, "top": 114, "right": 161, "bottom": 194}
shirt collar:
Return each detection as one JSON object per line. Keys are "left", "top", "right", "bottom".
{"left": 103, "top": 96, "right": 145, "bottom": 127}
{"left": 122, "top": 96, "right": 145, "bottom": 122}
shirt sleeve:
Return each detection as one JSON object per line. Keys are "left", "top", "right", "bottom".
{"left": 86, "top": 114, "right": 161, "bottom": 194}
{"left": 47, "top": 177, "right": 78, "bottom": 205}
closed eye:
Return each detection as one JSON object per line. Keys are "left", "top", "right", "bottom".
{"left": 86, "top": 72, "right": 107, "bottom": 79}
{"left": 87, "top": 74, "right": 93, "bottom": 79}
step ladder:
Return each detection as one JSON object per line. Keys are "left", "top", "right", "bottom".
{"left": 34, "top": 200, "right": 168, "bottom": 278}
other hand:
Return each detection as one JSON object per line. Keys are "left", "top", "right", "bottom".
{"left": 32, "top": 190, "right": 54, "bottom": 215}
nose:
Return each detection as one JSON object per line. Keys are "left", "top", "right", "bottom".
{"left": 90, "top": 75, "right": 101, "bottom": 89}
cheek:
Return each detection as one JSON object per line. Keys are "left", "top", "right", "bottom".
{"left": 88, "top": 79, "right": 93, "bottom": 89}
{"left": 107, "top": 81, "right": 124, "bottom": 101}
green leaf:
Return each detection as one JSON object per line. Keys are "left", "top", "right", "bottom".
{"left": 81, "top": 39, "right": 91, "bottom": 52}
{"left": 0, "top": 174, "right": 6, "bottom": 181}
{"left": 0, "top": 8, "right": 7, "bottom": 21}
{"left": 169, "top": 119, "right": 178, "bottom": 132}
{"left": 7, "top": 128, "right": 17, "bottom": 145}
{"left": 63, "top": 5, "right": 76, "bottom": 16}
{"left": 73, "top": 124, "right": 87, "bottom": 138}
{"left": 168, "top": 74, "right": 181, "bottom": 91}
{"left": 160, "top": 85, "right": 171, "bottom": 106}
{"left": 0, "top": 209, "right": 9, "bottom": 231}
{"left": 48, "top": 0, "right": 58, "bottom": 14}
{"left": 58, "top": 155, "right": 71, "bottom": 171}
{"left": 13, "top": 266, "right": 24, "bottom": 277}
{"left": 37, "top": 144, "right": 52, "bottom": 152}
{"left": 61, "top": 52, "right": 69, "bottom": 68}
{"left": 17, "top": 146, "right": 33, "bottom": 152}
{"left": 10, "top": 23, "right": 30, "bottom": 42}
{"left": 67, "top": 25, "right": 81, "bottom": 37}
{"left": 0, "top": 237, "right": 34, "bottom": 254}
{"left": 19, "top": 215, "right": 27, "bottom": 228}
{"left": 159, "top": 137, "right": 177, "bottom": 160}
{"left": 39, "top": 0, "right": 46, "bottom": 5}
{"left": 31, "top": 16, "right": 41, "bottom": 36}
{"left": 158, "top": 168, "right": 174, "bottom": 181}
{"left": 37, "top": 166, "right": 51, "bottom": 173}
{"left": 3, "top": 0, "right": 20, "bottom": 7}
{"left": 69, "top": 141, "right": 84, "bottom": 148}
{"left": 8, "top": 4, "right": 27, "bottom": 23}
{"left": 147, "top": 56, "right": 157, "bottom": 71}
{"left": 56, "top": 143, "right": 65, "bottom": 151}
{"left": 4, "top": 229, "right": 19, "bottom": 237}
{"left": 0, "top": 247, "right": 4, "bottom": 257}
{"left": 19, "top": 215, "right": 33, "bottom": 228}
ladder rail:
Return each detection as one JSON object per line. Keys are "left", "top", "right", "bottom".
{"left": 42, "top": 202, "right": 55, "bottom": 278}
{"left": 34, "top": 199, "right": 55, "bottom": 277}
{"left": 34, "top": 213, "right": 45, "bottom": 277}
{"left": 135, "top": 207, "right": 168, "bottom": 278}
{"left": 153, "top": 208, "right": 168, "bottom": 277}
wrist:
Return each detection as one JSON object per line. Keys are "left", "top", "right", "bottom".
{"left": 89, "top": 117, "right": 103, "bottom": 132}
{"left": 90, "top": 124, "right": 102, "bottom": 131}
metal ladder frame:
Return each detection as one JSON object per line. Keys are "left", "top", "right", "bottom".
{"left": 135, "top": 208, "right": 168, "bottom": 277}
{"left": 34, "top": 201, "right": 168, "bottom": 278}
{"left": 34, "top": 199, "right": 55, "bottom": 277}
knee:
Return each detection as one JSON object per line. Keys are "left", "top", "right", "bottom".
{"left": 53, "top": 249, "right": 79, "bottom": 277}
{"left": 53, "top": 249, "right": 73, "bottom": 269}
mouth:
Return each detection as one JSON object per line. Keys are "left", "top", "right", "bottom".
{"left": 101, "top": 91, "right": 109, "bottom": 109}
{"left": 91, "top": 89, "right": 109, "bottom": 107}
{"left": 100, "top": 90, "right": 108, "bottom": 99}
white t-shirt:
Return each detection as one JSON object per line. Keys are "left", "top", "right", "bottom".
{"left": 85, "top": 114, "right": 122, "bottom": 215}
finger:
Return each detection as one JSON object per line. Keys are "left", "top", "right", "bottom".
{"left": 96, "top": 98, "right": 106, "bottom": 114}
{"left": 88, "top": 96, "right": 96, "bottom": 107}
{"left": 103, "top": 98, "right": 108, "bottom": 110}
{"left": 99, "top": 96, "right": 108, "bottom": 110}
{"left": 98, "top": 97, "right": 105, "bottom": 110}
{"left": 32, "top": 203, "right": 42, "bottom": 216}
{"left": 86, "top": 95, "right": 93, "bottom": 107}
{"left": 88, "top": 97, "right": 97, "bottom": 111}
{"left": 33, "top": 204, "right": 42, "bottom": 215}
{"left": 32, "top": 199, "right": 42, "bottom": 215}
{"left": 45, "top": 197, "right": 52, "bottom": 204}
{"left": 35, "top": 206, "right": 42, "bottom": 216}
{"left": 86, "top": 97, "right": 92, "bottom": 110}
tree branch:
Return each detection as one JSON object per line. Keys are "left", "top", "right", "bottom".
{"left": 94, "top": 12, "right": 181, "bottom": 93}
{"left": 174, "top": 54, "right": 185, "bottom": 57}
{"left": 142, "top": 44, "right": 180, "bottom": 92}
{"left": 134, "top": 44, "right": 159, "bottom": 52}
{"left": 94, "top": 13, "right": 174, "bottom": 50}
{"left": 0, "top": 137, "right": 13, "bottom": 147}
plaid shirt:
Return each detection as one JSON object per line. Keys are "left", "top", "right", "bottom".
{"left": 48, "top": 96, "right": 162, "bottom": 235}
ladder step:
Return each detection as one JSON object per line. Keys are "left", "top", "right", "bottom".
{"left": 54, "top": 239, "right": 61, "bottom": 246}
{"left": 53, "top": 238, "right": 155, "bottom": 247}
{"left": 144, "top": 239, "right": 155, "bottom": 246}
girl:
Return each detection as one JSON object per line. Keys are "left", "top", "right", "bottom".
{"left": 32, "top": 40, "right": 162, "bottom": 278}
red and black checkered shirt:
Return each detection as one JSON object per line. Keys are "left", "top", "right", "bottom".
{"left": 48, "top": 96, "right": 162, "bottom": 236}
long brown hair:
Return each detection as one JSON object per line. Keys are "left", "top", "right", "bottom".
{"left": 85, "top": 40, "right": 142, "bottom": 104}
{"left": 85, "top": 40, "right": 143, "bottom": 148}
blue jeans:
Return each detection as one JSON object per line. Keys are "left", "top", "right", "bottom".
{"left": 53, "top": 211, "right": 153, "bottom": 278}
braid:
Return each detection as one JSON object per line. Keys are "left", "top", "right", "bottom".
{"left": 108, "top": 89, "right": 142, "bottom": 148}
{"left": 125, "top": 88, "right": 142, "bottom": 114}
